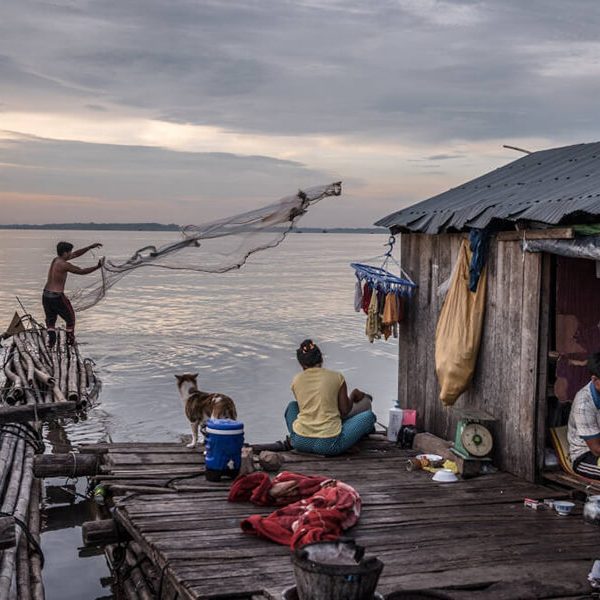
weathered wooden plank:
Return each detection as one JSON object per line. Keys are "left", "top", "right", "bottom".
{"left": 519, "top": 248, "right": 542, "bottom": 481}
{"left": 496, "top": 227, "right": 574, "bottom": 241}
{"left": 536, "top": 253, "right": 552, "bottom": 477}
{"left": 93, "top": 440, "right": 594, "bottom": 600}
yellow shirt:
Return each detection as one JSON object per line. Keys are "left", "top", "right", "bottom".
{"left": 291, "top": 367, "right": 345, "bottom": 438}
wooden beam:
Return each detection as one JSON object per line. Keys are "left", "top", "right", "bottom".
{"left": 412, "top": 432, "right": 481, "bottom": 478}
{"left": 82, "top": 519, "right": 132, "bottom": 547}
{"left": 34, "top": 453, "right": 99, "bottom": 478}
{"left": 0, "top": 401, "right": 78, "bottom": 424}
{"left": 497, "top": 228, "right": 574, "bottom": 242}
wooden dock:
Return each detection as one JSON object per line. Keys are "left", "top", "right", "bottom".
{"left": 80, "top": 438, "right": 600, "bottom": 600}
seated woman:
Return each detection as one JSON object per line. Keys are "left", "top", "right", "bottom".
{"left": 285, "top": 339, "right": 377, "bottom": 456}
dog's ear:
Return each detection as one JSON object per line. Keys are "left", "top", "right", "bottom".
{"left": 174, "top": 374, "right": 182, "bottom": 381}
{"left": 191, "top": 373, "right": 199, "bottom": 380}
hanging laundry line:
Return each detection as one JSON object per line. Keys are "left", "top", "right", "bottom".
{"left": 351, "top": 236, "right": 417, "bottom": 343}
{"left": 350, "top": 235, "right": 416, "bottom": 296}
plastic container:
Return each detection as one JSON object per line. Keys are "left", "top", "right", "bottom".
{"left": 387, "top": 401, "right": 403, "bottom": 442}
{"left": 204, "top": 418, "right": 244, "bottom": 482}
{"left": 402, "top": 409, "right": 417, "bottom": 426}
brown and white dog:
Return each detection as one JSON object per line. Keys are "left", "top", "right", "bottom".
{"left": 175, "top": 373, "right": 237, "bottom": 447}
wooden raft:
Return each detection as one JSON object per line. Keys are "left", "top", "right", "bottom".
{"left": 82, "top": 438, "right": 599, "bottom": 600}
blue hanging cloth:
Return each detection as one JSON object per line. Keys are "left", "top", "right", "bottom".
{"left": 468, "top": 229, "right": 491, "bottom": 292}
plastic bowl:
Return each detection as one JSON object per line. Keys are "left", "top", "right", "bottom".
{"left": 432, "top": 469, "right": 458, "bottom": 483}
{"left": 554, "top": 501, "right": 575, "bottom": 516}
{"left": 416, "top": 454, "right": 443, "bottom": 463}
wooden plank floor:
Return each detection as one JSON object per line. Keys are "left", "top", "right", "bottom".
{"left": 86, "top": 439, "right": 599, "bottom": 599}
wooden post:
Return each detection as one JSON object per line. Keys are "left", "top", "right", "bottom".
{"left": 28, "top": 478, "right": 44, "bottom": 600}
{"left": 82, "top": 519, "right": 132, "bottom": 547}
{"left": 0, "top": 401, "right": 78, "bottom": 424}
{"left": 34, "top": 453, "right": 99, "bottom": 478}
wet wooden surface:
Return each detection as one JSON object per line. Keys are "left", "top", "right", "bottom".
{"left": 84, "top": 438, "right": 598, "bottom": 599}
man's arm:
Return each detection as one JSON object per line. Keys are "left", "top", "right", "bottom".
{"left": 586, "top": 436, "right": 600, "bottom": 456}
{"left": 70, "top": 243, "right": 102, "bottom": 259}
{"left": 65, "top": 259, "right": 103, "bottom": 276}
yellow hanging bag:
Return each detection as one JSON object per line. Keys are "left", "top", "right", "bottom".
{"left": 435, "top": 239, "right": 487, "bottom": 405}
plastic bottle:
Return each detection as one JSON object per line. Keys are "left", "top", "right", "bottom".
{"left": 92, "top": 484, "right": 107, "bottom": 505}
{"left": 387, "top": 400, "right": 404, "bottom": 442}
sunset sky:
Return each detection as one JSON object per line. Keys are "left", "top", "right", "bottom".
{"left": 2, "top": 1, "right": 600, "bottom": 226}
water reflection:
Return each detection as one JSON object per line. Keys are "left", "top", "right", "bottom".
{"left": 0, "top": 232, "right": 398, "bottom": 444}
{"left": 0, "top": 230, "right": 400, "bottom": 599}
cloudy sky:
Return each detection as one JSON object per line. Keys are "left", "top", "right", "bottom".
{"left": 1, "top": 0, "right": 600, "bottom": 226}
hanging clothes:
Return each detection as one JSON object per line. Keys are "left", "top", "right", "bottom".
{"left": 435, "top": 240, "right": 487, "bottom": 405}
{"left": 397, "top": 295, "right": 405, "bottom": 323}
{"left": 365, "top": 290, "right": 381, "bottom": 343}
{"left": 354, "top": 278, "right": 363, "bottom": 312}
{"left": 361, "top": 283, "right": 373, "bottom": 314}
{"left": 351, "top": 238, "right": 416, "bottom": 343}
{"left": 469, "top": 228, "right": 492, "bottom": 292}
{"left": 382, "top": 292, "right": 399, "bottom": 324}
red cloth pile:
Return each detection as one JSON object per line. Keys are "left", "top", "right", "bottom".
{"left": 228, "top": 471, "right": 361, "bottom": 549}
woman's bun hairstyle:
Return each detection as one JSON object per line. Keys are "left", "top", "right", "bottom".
{"left": 296, "top": 339, "right": 323, "bottom": 368}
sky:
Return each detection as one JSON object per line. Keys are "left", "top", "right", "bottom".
{"left": 1, "top": 0, "right": 600, "bottom": 227}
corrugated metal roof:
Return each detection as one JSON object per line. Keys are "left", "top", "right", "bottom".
{"left": 375, "top": 142, "right": 600, "bottom": 233}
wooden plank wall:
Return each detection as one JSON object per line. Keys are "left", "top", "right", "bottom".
{"left": 398, "top": 233, "right": 542, "bottom": 481}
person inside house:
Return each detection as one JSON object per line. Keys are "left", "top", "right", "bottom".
{"left": 43, "top": 241, "right": 103, "bottom": 348}
{"left": 284, "top": 339, "right": 377, "bottom": 456}
{"left": 568, "top": 352, "right": 600, "bottom": 479}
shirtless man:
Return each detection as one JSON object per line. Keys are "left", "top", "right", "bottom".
{"left": 43, "top": 241, "right": 103, "bottom": 348}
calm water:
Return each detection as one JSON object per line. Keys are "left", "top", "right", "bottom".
{"left": 0, "top": 230, "right": 399, "bottom": 599}
{"left": 0, "top": 230, "right": 398, "bottom": 442}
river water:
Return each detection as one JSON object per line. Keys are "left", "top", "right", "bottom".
{"left": 0, "top": 230, "right": 399, "bottom": 598}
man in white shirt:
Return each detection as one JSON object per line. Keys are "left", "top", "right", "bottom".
{"left": 568, "top": 353, "right": 600, "bottom": 479}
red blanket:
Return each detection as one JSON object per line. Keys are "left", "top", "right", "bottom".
{"left": 228, "top": 471, "right": 361, "bottom": 548}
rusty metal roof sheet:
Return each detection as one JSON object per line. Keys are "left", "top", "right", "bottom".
{"left": 375, "top": 142, "right": 600, "bottom": 233}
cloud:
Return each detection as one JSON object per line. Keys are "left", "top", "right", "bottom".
{"left": 1, "top": 1, "right": 600, "bottom": 225}
{"left": 0, "top": 132, "right": 335, "bottom": 223}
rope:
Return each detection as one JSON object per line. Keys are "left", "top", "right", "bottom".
{"left": 69, "top": 451, "right": 78, "bottom": 479}
{"left": 55, "top": 480, "right": 89, "bottom": 502}
{"left": 164, "top": 471, "right": 205, "bottom": 489}
{"left": 0, "top": 511, "right": 45, "bottom": 569}
{"left": 0, "top": 424, "right": 45, "bottom": 454}
{"left": 118, "top": 553, "right": 155, "bottom": 594}
{"left": 157, "top": 562, "right": 170, "bottom": 599}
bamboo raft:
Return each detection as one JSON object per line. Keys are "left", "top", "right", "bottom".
{"left": 0, "top": 426, "right": 44, "bottom": 600}
{"left": 0, "top": 324, "right": 101, "bottom": 599}
{"left": 77, "top": 437, "right": 599, "bottom": 600}
{"left": 1, "top": 327, "right": 100, "bottom": 423}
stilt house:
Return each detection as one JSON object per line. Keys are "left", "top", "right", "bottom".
{"left": 376, "top": 142, "right": 600, "bottom": 482}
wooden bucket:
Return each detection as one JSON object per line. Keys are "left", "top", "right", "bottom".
{"left": 291, "top": 540, "right": 384, "bottom": 600}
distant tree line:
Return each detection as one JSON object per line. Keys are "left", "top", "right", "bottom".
{"left": 0, "top": 223, "right": 387, "bottom": 234}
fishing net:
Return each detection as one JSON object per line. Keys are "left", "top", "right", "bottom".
{"left": 70, "top": 182, "right": 342, "bottom": 312}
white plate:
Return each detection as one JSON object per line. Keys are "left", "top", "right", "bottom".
{"left": 416, "top": 454, "right": 443, "bottom": 463}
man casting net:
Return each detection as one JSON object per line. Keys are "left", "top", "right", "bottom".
{"left": 69, "top": 182, "right": 342, "bottom": 312}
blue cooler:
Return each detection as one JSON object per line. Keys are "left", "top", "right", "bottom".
{"left": 204, "top": 418, "right": 244, "bottom": 482}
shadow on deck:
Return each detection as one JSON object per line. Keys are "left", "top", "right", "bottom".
{"left": 82, "top": 438, "right": 598, "bottom": 599}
